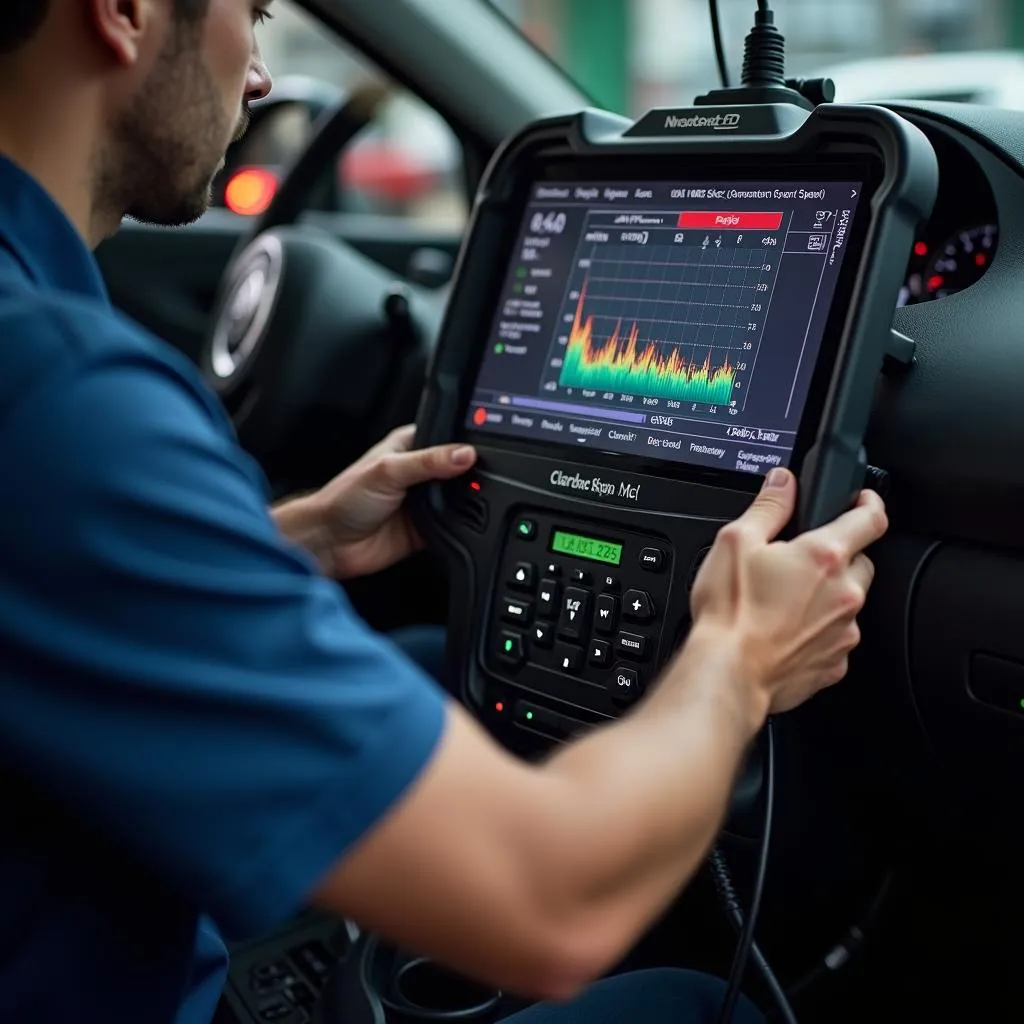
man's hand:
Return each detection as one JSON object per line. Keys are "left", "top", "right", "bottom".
{"left": 689, "top": 465, "right": 888, "bottom": 719}
{"left": 276, "top": 425, "right": 476, "bottom": 579}
{"left": 308, "top": 466, "right": 888, "bottom": 1001}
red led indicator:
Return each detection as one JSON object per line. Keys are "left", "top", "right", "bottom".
{"left": 469, "top": 480, "right": 481, "bottom": 492}
{"left": 914, "top": 241, "right": 928, "bottom": 257}
{"left": 975, "top": 253, "right": 988, "bottom": 267}
{"left": 927, "top": 274, "right": 945, "bottom": 292}
{"left": 495, "top": 702, "right": 504, "bottom": 713}
{"left": 473, "top": 407, "right": 488, "bottom": 426}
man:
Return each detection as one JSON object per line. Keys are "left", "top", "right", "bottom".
{"left": 0, "top": 1, "right": 887, "bottom": 1022}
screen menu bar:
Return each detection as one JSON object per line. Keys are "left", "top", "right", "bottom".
{"left": 470, "top": 392, "right": 790, "bottom": 475}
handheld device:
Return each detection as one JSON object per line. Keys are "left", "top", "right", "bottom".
{"left": 413, "top": 94, "right": 935, "bottom": 747}
{"left": 409, "top": 2, "right": 934, "bottom": 1019}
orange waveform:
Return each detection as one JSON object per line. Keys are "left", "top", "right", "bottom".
{"left": 566, "top": 281, "right": 736, "bottom": 386}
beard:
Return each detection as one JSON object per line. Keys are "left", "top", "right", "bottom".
{"left": 99, "top": 23, "right": 248, "bottom": 227}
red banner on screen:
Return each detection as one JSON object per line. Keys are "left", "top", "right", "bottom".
{"left": 677, "top": 211, "right": 784, "bottom": 231}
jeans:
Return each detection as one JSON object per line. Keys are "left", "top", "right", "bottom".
{"left": 501, "top": 969, "right": 764, "bottom": 1023}
{"left": 389, "top": 628, "right": 766, "bottom": 1024}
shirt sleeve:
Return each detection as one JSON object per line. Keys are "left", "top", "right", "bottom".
{"left": 0, "top": 347, "right": 448, "bottom": 940}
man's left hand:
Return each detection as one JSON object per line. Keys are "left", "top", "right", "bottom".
{"left": 275, "top": 425, "right": 476, "bottom": 579}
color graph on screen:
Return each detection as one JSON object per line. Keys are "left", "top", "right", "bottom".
{"left": 558, "top": 283, "right": 739, "bottom": 406}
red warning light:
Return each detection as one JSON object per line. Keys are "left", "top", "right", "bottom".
{"left": 926, "top": 274, "right": 945, "bottom": 292}
{"left": 472, "top": 407, "right": 488, "bottom": 426}
{"left": 975, "top": 253, "right": 988, "bottom": 267}
{"left": 495, "top": 702, "right": 505, "bottom": 713}
{"left": 913, "top": 241, "right": 928, "bottom": 257}
{"left": 469, "top": 480, "right": 481, "bottom": 492}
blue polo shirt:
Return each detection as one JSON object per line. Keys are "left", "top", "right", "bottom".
{"left": 0, "top": 155, "right": 448, "bottom": 1022}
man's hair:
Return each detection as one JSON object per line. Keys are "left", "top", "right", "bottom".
{"left": 0, "top": 0, "right": 210, "bottom": 56}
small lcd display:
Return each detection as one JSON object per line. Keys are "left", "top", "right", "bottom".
{"left": 550, "top": 529, "right": 623, "bottom": 566}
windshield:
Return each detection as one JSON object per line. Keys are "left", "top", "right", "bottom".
{"left": 487, "top": 0, "right": 1024, "bottom": 113}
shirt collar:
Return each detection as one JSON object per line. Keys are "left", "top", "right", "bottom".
{"left": 0, "top": 153, "right": 110, "bottom": 304}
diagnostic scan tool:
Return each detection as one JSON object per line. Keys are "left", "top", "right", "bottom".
{"left": 413, "top": 100, "right": 937, "bottom": 751}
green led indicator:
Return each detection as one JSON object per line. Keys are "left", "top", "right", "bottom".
{"left": 504, "top": 639, "right": 514, "bottom": 653}
{"left": 1019, "top": 698, "right": 1024, "bottom": 710}
{"left": 513, "top": 283, "right": 523, "bottom": 294}
{"left": 516, "top": 267, "right": 527, "bottom": 278}
{"left": 494, "top": 343, "right": 504, "bottom": 354}
{"left": 526, "top": 711, "right": 534, "bottom": 720}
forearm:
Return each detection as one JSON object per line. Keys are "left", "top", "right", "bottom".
{"left": 312, "top": 626, "right": 766, "bottom": 1000}
{"left": 529, "top": 626, "right": 766, "bottom": 963}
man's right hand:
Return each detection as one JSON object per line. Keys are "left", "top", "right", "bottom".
{"left": 690, "top": 466, "right": 888, "bottom": 716}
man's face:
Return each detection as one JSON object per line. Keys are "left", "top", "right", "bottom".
{"left": 105, "top": 0, "right": 273, "bottom": 226}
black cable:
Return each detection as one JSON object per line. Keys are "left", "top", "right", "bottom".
{"left": 710, "top": 848, "right": 797, "bottom": 1024}
{"left": 784, "top": 870, "right": 893, "bottom": 999}
{"left": 740, "top": 3, "right": 786, "bottom": 89}
{"left": 708, "top": 0, "right": 730, "bottom": 89}
{"left": 710, "top": 1, "right": 782, "bottom": 93}
{"left": 716, "top": 719, "right": 785, "bottom": 1024}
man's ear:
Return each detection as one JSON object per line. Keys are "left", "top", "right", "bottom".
{"left": 87, "top": 0, "right": 156, "bottom": 67}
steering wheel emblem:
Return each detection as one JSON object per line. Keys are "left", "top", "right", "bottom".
{"left": 209, "top": 233, "right": 284, "bottom": 382}
{"left": 227, "top": 267, "right": 266, "bottom": 345}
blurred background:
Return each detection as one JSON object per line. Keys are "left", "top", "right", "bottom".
{"left": 487, "top": 0, "right": 1019, "bottom": 113}
{"left": 230, "top": 0, "right": 1024, "bottom": 229}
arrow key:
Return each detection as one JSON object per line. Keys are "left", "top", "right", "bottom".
{"left": 536, "top": 579, "right": 560, "bottom": 618}
{"left": 594, "top": 594, "right": 618, "bottom": 636}
{"left": 532, "top": 621, "right": 554, "bottom": 649}
{"left": 554, "top": 642, "right": 583, "bottom": 675}
{"left": 557, "top": 586, "right": 591, "bottom": 641}
{"left": 509, "top": 562, "right": 536, "bottom": 591}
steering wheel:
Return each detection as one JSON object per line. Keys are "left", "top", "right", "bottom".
{"left": 199, "top": 83, "right": 442, "bottom": 485}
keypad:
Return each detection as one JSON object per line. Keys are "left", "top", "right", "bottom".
{"left": 488, "top": 511, "right": 674, "bottom": 717}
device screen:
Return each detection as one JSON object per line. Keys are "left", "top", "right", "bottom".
{"left": 464, "top": 178, "right": 863, "bottom": 477}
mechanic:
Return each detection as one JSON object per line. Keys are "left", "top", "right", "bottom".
{"left": 0, "top": 2, "right": 888, "bottom": 1022}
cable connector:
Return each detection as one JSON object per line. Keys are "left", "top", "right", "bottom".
{"left": 698, "top": 0, "right": 831, "bottom": 110}
{"left": 741, "top": 6, "right": 786, "bottom": 89}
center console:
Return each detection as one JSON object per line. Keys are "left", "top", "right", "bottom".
{"left": 413, "top": 103, "right": 937, "bottom": 751}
